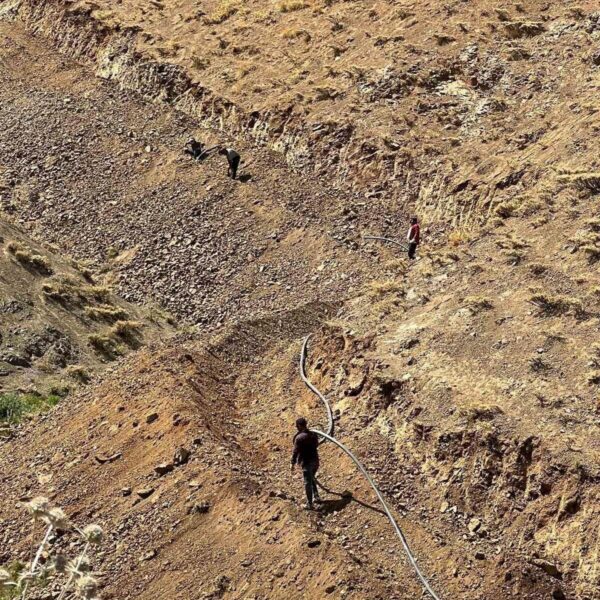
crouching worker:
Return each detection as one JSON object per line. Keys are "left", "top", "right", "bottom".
{"left": 291, "top": 417, "right": 321, "bottom": 510}
{"left": 219, "top": 147, "right": 241, "bottom": 179}
{"left": 184, "top": 138, "right": 205, "bottom": 160}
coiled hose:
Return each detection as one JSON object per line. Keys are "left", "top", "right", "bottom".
{"left": 300, "top": 336, "right": 442, "bottom": 600}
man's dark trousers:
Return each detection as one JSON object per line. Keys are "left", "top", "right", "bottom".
{"left": 302, "top": 462, "right": 319, "bottom": 504}
{"left": 408, "top": 242, "right": 418, "bottom": 259}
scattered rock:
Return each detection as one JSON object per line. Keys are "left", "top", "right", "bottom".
{"left": 174, "top": 447, "right": 191, "bottom": 466}
{"left": 136, "top": 487, "right": 155, "bottom": 499}
{"left": 307, "top": 539, "right": 321, "bottom": 548}
{"left": 188, "top": 501, "right": 210, "bottom": 514}
{"left": 154, "top": 462, "right": 174, "bottom": 476}
{"left": 95, "top": 452, "right": 122, "bottom": 465}
{"left": 468, "top": 518, "right": 481, "bottom": 533}
{"left": 474, "top": 552, "right": 486, "bottom": 560}
{"left": 532, "top": 559, "right": 562, "bottom": 579}
{"left": 145, "top": 412, "right": 159, "bottom": 424}
{"left": 121, "top": 487, "right": 132, "bottom": 497}
{"left": 139, "top": 549, "right": 157, "bottom": 562}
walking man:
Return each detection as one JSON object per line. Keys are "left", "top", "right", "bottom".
{"left": 291, "top": 417, "right": 321, "bottom": 510}
{"left": 219, "top": 147, "right": 241, "bottom": 179}
{"left": 407, "top": 216, "right": 420, "bottom": 259}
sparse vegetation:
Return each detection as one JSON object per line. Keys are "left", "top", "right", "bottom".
{"left": 0, "top": 393, "right": 60, "bottom": 424}
{"left": 85, "top": 305, "right": 129, "bottom": 323}
{"left": 65, "top": 365, "right": 91, "bottom": 384}
{"left": 42, "top": 276, "right": 111, "bottom": 306}
{"left": 88, "top": 334, "right": 122, "bottom": 359}
{"left": 368, "top": 280, "right": 403, "bottom": 298}
{"left": 277, "top": 0, "right": 308, "bottom": 13}
{"left": 204, "top": 0, "right": 239, "bottom": 24}
{"left": 1, "top": 498, "right": 103, "bottom": 599}
{"left": 558, "top": 172, "right": 600, "bottom": 195}
{"left": 111, "top": 320, "right": 143, "bottom": 345}
{"left": 463, "top": 296, "right": 494, "bottom": 313}
{"left": 448, "top": 229, "right": 470, "bottom": 245}
{"left": 6, "top": 242, "right": 53, "bottom": 275}
{"left": 529, "top": 293, "right": 584, "bottom": 318}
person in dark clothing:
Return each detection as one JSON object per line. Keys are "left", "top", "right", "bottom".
{"left": 407, "top": 216, "right": 420, "bottom": 259}
{"left": 219, "top": 147, "right": 241, "bottom": 179}
{"left": 291, "top": 417, "right": 321, "bottom": 510}
{"left": 184, "top": 138, "right": 205, "bottom": 160}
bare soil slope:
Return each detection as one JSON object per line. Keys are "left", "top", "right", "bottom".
{"left": 0, "top": 2, "right": 599, "bottom": 600}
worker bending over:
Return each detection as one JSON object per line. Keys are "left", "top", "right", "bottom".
{"left": 291, "top": 417, "right": 321, "bottom": 510}
{"left": 219, "top": 147, "right": 241, "bottom": 180}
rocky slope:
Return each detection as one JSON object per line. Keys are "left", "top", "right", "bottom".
{"left": 0, "top": 1, "right": 599, "bottom": 600}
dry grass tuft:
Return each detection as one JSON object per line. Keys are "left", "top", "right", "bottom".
{"left": 558, "top": 172, "right": 600, "bottom": 195}
{"left": 85, "top": 305, "right": 129, "bottom": 323}
{"left": 463, "top": 296, "right": 494, "bottom": 313}
{"left": 88, "top": 334, "right": 122, "bottom": 359}
{"left": 529, "top": 293, "right": 584, "bottom": 318}
{"left": 65, "top": 365, "right": 91, "bottom": 384}
{"left": 277, "top": 0, "right": 308, "bottom": 12}
{"left": 111, "top": 320, "right": 144, "bottom": 347}
{"left": 6, "top": 242, "right": 53, "bottom": 275}
{"left": 448, "top": 229, "right": 471, "bottom": 245}
{"left": 368, "top": 280, "right": 403, "bottom": 298}
{"left": 204, "top": 0, "right": 239, "bottom": 24}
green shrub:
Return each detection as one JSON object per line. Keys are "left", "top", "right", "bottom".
{"left": 0, "top": 393, "right": 60, "bottom": 424}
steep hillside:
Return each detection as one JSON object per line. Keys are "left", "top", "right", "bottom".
{"left": 5, "top": 0, "right": 600, "bottom": 226}
{"left": 0, "top": 17, "right": 394, "bottom": 329}
{"left": 0, "top": 1, "right": 599, "bottom": 600}
{"left": 0, "top": 217, "right": 175, "bottom": 399}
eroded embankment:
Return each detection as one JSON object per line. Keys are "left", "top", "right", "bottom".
{"left": 302, "top": 319, "right": 600, "bottom": 600}
{"left": 6, "top": 0, "right": 600, "bottom": 228}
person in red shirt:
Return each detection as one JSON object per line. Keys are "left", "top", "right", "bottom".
{"left": 407, "top": 216, "right": 420, "bottom": 259}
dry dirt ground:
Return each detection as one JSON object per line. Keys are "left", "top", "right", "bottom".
{"left": 0, "top": 2, "right": 599, "bottom": 600}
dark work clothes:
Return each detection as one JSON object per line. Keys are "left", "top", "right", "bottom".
{"left": 291, "top": 430, "right": 319, "bottom": 468}
{"left": 225, "top": 148, "right": 240, "bottom": 179}
{"left": 303, "top": 462, "right": 319, "bottom": 505}
{"left": 185, "top": 140, "right": 204, "bottom": 160}
{"left": 408, "top": 242, "right": 418, "bottom": 259}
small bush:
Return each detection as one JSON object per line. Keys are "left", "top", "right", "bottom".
{"left": 277, "top": 0, "right": 308, "bottom": 12}
{"left": 529, "top": 293, "right": 584, "bottom": 317}
{"left": 42, "top": 277, "right": 112, "bottom": 306}
{"left": 88, "top": 335, "right": 121, "bottom": 359}
{"left": 111, "top": 321, "right": 143, "bottom": 347}
{"left": 0, "top": 393, "right": 60, "bottom": 424}
{"left": 65, "top": 365, "right": 91, "bottom": 384}
{"left": 494, "top": 200, "right": 519, "bottom": 219}
{"left": 448, "top": 229, "right": 470, "bottom": 245}
{"left": 368, "top": 280, "right": 403, "bottom": 298}
{"left": 529, "top": 263, "right": 547, "bottom": 276}
{"left": 581, "top": 244, "right": 600, "bottom": 263}
{"left": 558, "top": 172, "right": 600, "bottom": 195}
{"left": 463, "top": 296, "right": 494, "bottom": 313}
